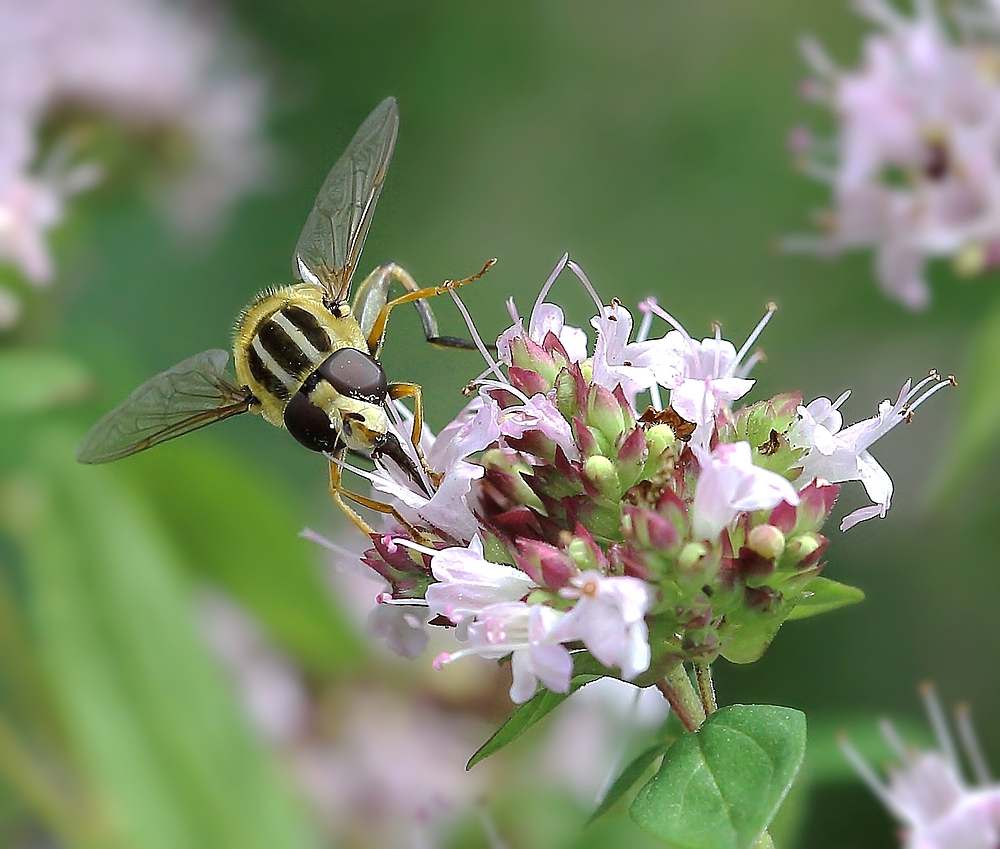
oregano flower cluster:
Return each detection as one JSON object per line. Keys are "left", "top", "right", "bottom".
{"left": 335, "top": 254, "right": 950, "bottom": 712}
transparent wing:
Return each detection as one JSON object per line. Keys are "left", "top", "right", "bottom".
{"left": 76, "top": 350, "right": 253, "bottom": 464}
{"left": 293, "top": 96, "right": 399, "bottom": 303}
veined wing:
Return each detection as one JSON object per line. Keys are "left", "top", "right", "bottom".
{"left": 76, "top": 350, "right": 253, "bottom": 464}
{"left": 293, "top": 96, "right": 399, "bottom": 304}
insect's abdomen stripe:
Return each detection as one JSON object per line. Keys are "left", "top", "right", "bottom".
{"left": 281, "top": 305, "right": 332, "bottom": 354}
{"left": 257, "top": 318, "right": 313, "bottom": 379}
{"left": 247, "top": 341, "right": 292, "bottom": 401}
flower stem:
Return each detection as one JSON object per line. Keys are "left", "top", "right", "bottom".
{"left": 656, "top": 665, "right": 706, "bottom": 732}
{"left": 752, "top": 830, "right": 775, "bottom": 848}
{"left": 695, "top": 662, "right": 717, "bottom": 715}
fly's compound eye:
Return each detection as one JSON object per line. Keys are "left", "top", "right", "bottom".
{"left": 316, "top": 348, "right": 388, "bottom": 404}
{"left": 283, "top": 391, "right": 342, "bottom": 453}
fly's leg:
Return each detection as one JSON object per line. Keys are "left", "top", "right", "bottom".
{"left": 328, "top": 451, "right": 424, "bottom": 540}
{"left": 353, "top": 259, "right": 496, "bottom": 356}
{"left": 387, "top": 381, "right": 441, "bottom": 486}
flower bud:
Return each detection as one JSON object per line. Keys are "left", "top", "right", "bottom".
{"left": 586, "top": 384, "right": 628, "bottom": 444}
{"left": 679, "top": 542, "right": 709, "bottom": 572}
{"left": 645, "top": 423, "right": 677, "bottom": 464}
{"left": 584, "top": 455, "right": 620, "bottom": 500}
{"left": 786, "top": 532, "right": 822, "bottom": 565}
{"left": 746, "top": 524, "right": 786, "bottom": 561}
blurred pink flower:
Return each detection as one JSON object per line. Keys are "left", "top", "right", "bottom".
{"left": 790, "top": 0, "right": 1000, "bottom": 308}
{"left": 0, "top": 0, "right": 270, "bottom": 286}
{"left": 842, "top": 686, "right": 1000, "bottom": 849}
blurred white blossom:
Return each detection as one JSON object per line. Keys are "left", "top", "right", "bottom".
{"left": 789, "top": 0, "right": 1000, "bottom": 309}
{"left": 0, "top": 0, "right": 270, "bottom": 288}
{"left": 842, "top": 686, "right": 1000, "bottom": 849}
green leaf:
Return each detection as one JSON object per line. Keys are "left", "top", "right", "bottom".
{"left": 467, "top": 655, "right": 612, "bottom": 769}
{"left": 589, "top": 741, "right": 671, "bottom": 824}
{"left": 720, "top": 616, "right": 786, "bottom": 665}
{"left": 933, "top": 296, "right": 1000, "bottom": 498}
{"left": 629, "top": 704, "right": 807, "bottom": 849}
{"left": 16, "top": 429, "right": 318, "bottom": 849}
{"left": 126, "top": 444, "right": 363, "bottom": 673}
{"left": 786, "top": 577, "right": 864, "bottom": 620}
{"left": 0, "top": 350, "right": 91, "bottom": 417}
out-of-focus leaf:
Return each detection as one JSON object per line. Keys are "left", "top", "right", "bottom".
{"left": 0, "top": 351, "right": 91, "bottom": 417}
{"left": 629, "top": 704, "right": 806, "bottom": 849}
{"left": 588, "top": 709, "right": 687, "bottom": 825}
{"left": 126, "top": 444, "right": 363, "bottom": 673}
{"left": 16, "top": 428, "right": 318, "bottom": 849}
{"left": 786, "top": 578, "right": 865, "bottom": 620}
{"left": 588, "top": 742, "right": 670, "bottom": 825}
{"left": 934, "top": 296, "right": 1000, "bottom": 498}
{"left": 466, "top": 674, "right": 602, "bottom": 771}
{"left": 467, "top": 655, "right": 613, "bottom": 770}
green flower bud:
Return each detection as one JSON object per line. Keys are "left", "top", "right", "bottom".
{"left": 746, "top": 524, "right": 786, "bottom": 560}
{"left": 679, "top": 541, "right": 709, "bottom": 572}
{"left": 568, "top": 536, "right": 600, "bottom": 572}
{"left": 786, "top": 532, "right": 822, "bottom": 565}
{"left": 584, "top": 454, "right": 620, "bottom": 500}
{"left": 645, "top": 423, "right": 677, "bottom": 462}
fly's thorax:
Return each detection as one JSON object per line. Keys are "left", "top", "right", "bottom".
{"left": 233, "top": 283, "right": 368, "bottom": 427}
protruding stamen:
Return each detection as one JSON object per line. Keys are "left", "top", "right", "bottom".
{"left": 955, "top": 703, "right": 992, "bottom": 786}
{"left": 734, "top": 303, "right": 777, "bottom": 369}
{"left": 477, "top": 807, "right": 508, "bottom": 849}
{"left": 475, "top": 378, "right": 530, "bottom": 405}
{"left": 375, "top": 592, "right": 429, "bottom": 607}
{"left": 878, "top": 717, "right": 914, "bottom": 765}
{"left": 906, "top": 373, "right": 953, "bottom": 415}
{"left": 838, "top": 733, "right": 914, "bottom": 824}
{"left": 393, "top": 536, "right": 440, "bottom": 558}
{"left": 737, "top": 350, "right": 765, "bottom": 380}
{"left": 798, "top": 35, "right": 838, "bottom": 78}
{"left": 299, "top": 527, "right": 362, "bottom": 561}
{"left": 920, "top": 682, "right": 961, "bottom": 777}
{"left": 447, "top": 289, "right": 507, "bottom": 384}
{"left": 567, "top": 260, "right": 610, "bottom": 317}
{"left": 642, "top": 298, "right": 699, "bottom": 359}
{"left": 531, "top": 253, "right": 570, "bottom": 321}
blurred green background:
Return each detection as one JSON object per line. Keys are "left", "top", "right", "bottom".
{"left": 2, "top": 1, "right": 995, "bottom": 847}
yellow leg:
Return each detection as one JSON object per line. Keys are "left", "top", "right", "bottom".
{"left": 387, "top": 381, "right": 442, "bottom": 487}
{"left": 365, "top": 258, "right": 496, "bottom": 353}
{"left": 388, "top": 381, "right": 424, "bottom": 448}
{"left": 328, "top": 453, "right": 425, "bottom": 540}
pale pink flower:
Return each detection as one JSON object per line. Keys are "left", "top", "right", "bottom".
{"left": 552, "top": 572, "right": 653, "bottom": 679}
{"left": 497, "top": 253, "right": 589, "bottom": 365}
{"left": 498, "top": 393, "right": 580, "bottom": 461}
{"left": 435, "top": 602, "right": 572, "bottom": 704}
{"left": 590, "top": 301, "right": 682, "bottom": 403}
{"left": 425, "top": 536, "right": 536, "bottom": 625}
{"left": 0, "top": 0, "right": 270, "bottom": 286}
{"left": 791, "top": 373, "right": 952, "bottom": 530}
{"left": 690, "top": 441, "right": 800, "bottom": 542}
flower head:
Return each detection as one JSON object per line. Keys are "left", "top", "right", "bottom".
{"left": 328, "top": 255, "right": 949, "bottom": 703}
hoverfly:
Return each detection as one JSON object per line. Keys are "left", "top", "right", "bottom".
{"left": 76, "top": 97, "right": 493, "bottom": 535}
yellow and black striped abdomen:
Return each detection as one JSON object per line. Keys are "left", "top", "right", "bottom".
{"left": 233, "top": 284, "right": 368, "bottom": 427}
